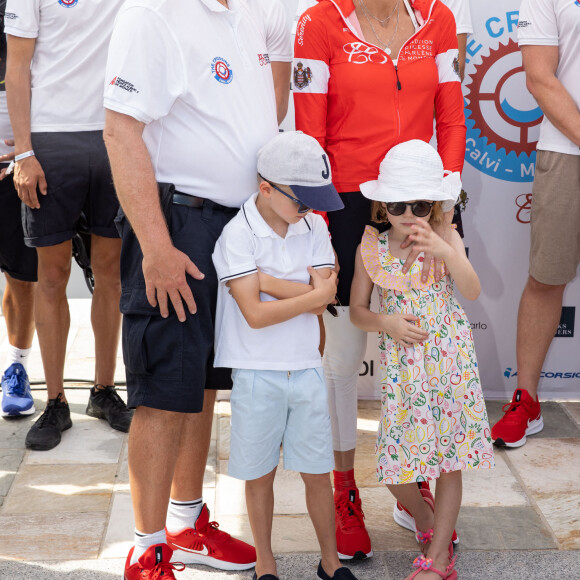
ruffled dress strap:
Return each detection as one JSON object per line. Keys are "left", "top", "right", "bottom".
{"left": 360, "top": 225, "right": 438, "bottom": 291}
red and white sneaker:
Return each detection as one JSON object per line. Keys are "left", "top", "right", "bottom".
{"left": 334, "top": 487, "right": 373, "bottom": 560}
{"left": 491, "top": 388, "right": 543, "bottom": 448}
{"left": 124, "top": 543, "right": 184, "bottom": 579}
{"left": 166, "top": 503, "right": 256, "bottom": 570}
{"left": 392, "top": 483, "right": 459, "bottom": 545}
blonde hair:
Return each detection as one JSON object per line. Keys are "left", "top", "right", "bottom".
{"left": 371, "top": 200, "right": 444, "bottom": 226}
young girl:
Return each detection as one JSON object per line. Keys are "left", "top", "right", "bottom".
{"left": 350, "top": 140, "right": 494, "bottom": 580}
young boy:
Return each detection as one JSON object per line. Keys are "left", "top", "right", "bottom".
{"left": 212, "top": 131, "right": 358, "bottom": 580}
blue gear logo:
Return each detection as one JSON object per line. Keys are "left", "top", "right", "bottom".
{"left": 464, "top": 39, "right": 544, "bottom": 183}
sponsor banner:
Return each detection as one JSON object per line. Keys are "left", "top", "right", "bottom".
{"left": 283, "top": 0, "right": 580, "bottom": 400}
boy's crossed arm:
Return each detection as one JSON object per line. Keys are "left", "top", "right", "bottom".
{"left": 256, "top": 268, "right": 335, "bottom": 315}
{"left": 228, "top": 267, "right": 336, "bottom": 329}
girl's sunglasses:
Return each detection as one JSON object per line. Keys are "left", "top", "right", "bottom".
{"left": 385, "top": 201, "right": 434, "bottom": 218}
{"left": 260, "top": 175, "right": 310, "bottom": 214}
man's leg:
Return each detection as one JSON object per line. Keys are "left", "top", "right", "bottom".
{"left": 24, "top": 243, "right": 73, "bottom": 450}
{"left": 515, "top": 276, "right": 566, "bottom": 399}
{"left": 129, "top": 406, "right": 186, "bottom": 534}
{"left": 1, "top": 274, "right": 36, "bottom": 417}
{"left": 2, "top": 274, "right": 35, "bottom": 351}
{"left": 89, "top": 234, "right": 122, "bottom": 387}
{"left": 84, "top": 234, "right": 132, "bottom": 431}
{"left": 34, "top": 242, "right": 72, "bottom": 400}
{"left": 165, "top": 388, "right": 256, "bottom": 570}
{"left": 170, "top": 389, "right": 216, "bottom": 501}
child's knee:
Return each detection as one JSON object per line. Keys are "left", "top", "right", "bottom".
{"left": 300, "top": 472, "right": 331, "bottom": 487}
{"left": 246, "top": 467, "right": 277, "bottom": 487}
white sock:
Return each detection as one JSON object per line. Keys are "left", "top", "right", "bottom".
{"left": 6, "top": 345, "right": 32, "bottom": 372}
{"left": 165, "top": 498, "right": 203, "bottom": 534}
{"left": 131, "top": 529, "right": 166, "bottom": 566}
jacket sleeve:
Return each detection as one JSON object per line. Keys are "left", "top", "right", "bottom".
{"left": 293, "top": 7, "right": 330, "bottom": 149}
{"left": 434, "top": 5, "right": 466, "bottom": 174}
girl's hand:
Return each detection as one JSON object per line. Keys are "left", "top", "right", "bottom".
{"left": 408, "top": 218, "right": 451, "bottom": 261}
{"left": 380, "top": 313, "right": 429, "bottom": 348}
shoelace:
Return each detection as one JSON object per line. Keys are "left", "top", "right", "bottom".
{"left": 335, "top": 496, "right": 366, "bottom": 531}
{"left": 36, "top": 394, "right": 66, "bottom": 428}
{"left": 149, "top": 560, "right": 185, "bottom": 579}
{"left": 4, "top": 371, "right": 27, "bottom": 397}
{"left": 500, "top": 400, "right": 534, "bottom": 424}
{"left": 96, "top": 385, "right": 129, "bottom": 412}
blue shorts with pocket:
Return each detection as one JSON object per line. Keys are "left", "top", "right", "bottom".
{"left": 117, "top": 198, "right": 237, "bottom": 413}
{"left": 23, "top": 131, "right": 119, "bottom": 247}
{"left": 228, "top": 367, "right": 334, "bottom": 480}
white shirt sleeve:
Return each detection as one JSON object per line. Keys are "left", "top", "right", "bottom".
{"left": 104, "top": 6, "right": 186, "bottom": 124}
{"left": 212, "top": 221, "right": 258, "bottom": 283}
{"left": 309, "top": 214, "right": 335, "bottom": 269}
{"left": 4, "top": 0, "right": 40, "bottom": 38}
{"left": 261, "top": 0, "right": 292, "bottom": 62}
{"left": 518, "top": 0, "right": 559, "bottom": 46}
{"left": 439, "top": 0, "right": 473, "bottom": 35}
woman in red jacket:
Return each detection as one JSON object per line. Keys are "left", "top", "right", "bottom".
{"left": 294, "top": 0, "right": 466, "bottom": 564}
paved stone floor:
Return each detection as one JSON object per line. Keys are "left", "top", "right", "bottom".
{"left": 1, "top": 300, "right": 580, "bottom": 579}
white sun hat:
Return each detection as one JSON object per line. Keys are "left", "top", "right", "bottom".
{"left": 360, "top": 140, "right": 461, "bottom": 207}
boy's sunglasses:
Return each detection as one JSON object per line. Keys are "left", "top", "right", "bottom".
{"left": 260, "top": 175, "right": 311, "bottom": 214}
{"left": 386, "top": 201, "right": 434, "bottom": 218}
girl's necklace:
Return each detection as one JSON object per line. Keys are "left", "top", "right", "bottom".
{"left": 359, "top": 0, "right": 401, "bottom": 55}
{"left": 359, "top": 0, "right": 399, "bottom": 25}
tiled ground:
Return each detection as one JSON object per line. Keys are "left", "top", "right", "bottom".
{"left": 1, "top": 300, "right": 580, "bottom": 579}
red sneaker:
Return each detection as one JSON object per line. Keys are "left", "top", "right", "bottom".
{"left": 124, "top": 543, "right": 184, "bottom": 579}
{"left": 334, "top": 487, "right": 373, "bottom": 560}
{"left": 492, "top": 388, "right": 543, "bottom": 448}
{"left": 166, "top": 503, "right": 256, "bottom": 570}
{"left": 392, "top": 483, "right": 459, "bottom": 545}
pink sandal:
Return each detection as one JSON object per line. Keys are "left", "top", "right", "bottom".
{"left": 408, "top": 554, "right": 458, "bottom": 579}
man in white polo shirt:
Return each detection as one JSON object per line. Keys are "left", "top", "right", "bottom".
{"left": 5, "top": 0, "right": 132, "bottom": 451}
{"left": 103, "top": 0, "right": 292, "bottom": 577}
{"left": 491, "top": 0, "right": 580, "bottom": 448}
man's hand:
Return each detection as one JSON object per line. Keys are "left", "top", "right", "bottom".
{"left": 0, "top": 139, "right": 14, "bottom": 180}
{"left": 14, "top": 155, "right": 47, "bottom": 209}
{"left": 380, "top": 313, "right": 429, "bottom": 348}
{"left": 142, "top": 245, "right": 205, "bottom": 322}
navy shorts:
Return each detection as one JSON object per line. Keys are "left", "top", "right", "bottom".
{"left": 0, "top": 173, "right": 37, "bottom": 282}
{"left": 23, "top": 131, "right": 119, "bottom": 248}
{"left": 117, "top": 197, "right": 237, "bottom": 413}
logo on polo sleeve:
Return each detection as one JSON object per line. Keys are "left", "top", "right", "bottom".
{"left": 59, "top": 0, "right": 79, "bottom": 7}
{"left": 109, "top": 76, "right": 139, "bottom": 94}
{"left": 211, "top": 57, "right": 233, "bottom": 84}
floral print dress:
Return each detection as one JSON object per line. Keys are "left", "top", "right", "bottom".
{"left": 361, "top": 226, "right": 494, "bottom": 485}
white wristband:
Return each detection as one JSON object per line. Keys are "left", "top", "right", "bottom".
{"left": 15, "top": 150, "right": 35, "bottom": 162}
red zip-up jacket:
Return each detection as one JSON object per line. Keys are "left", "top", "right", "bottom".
{"left": 293, "top": 0, "right": 466, "bottom": 194}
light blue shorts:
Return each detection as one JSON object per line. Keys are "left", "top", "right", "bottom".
{"left": 228, "top": 367, "right": 334, "bottom": 480}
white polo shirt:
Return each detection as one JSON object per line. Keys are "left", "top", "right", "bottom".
{"left": 213, "top": 194, "right": 335, "bottom": 371}
{"left": 5, "top": 0, "right": 123, "bottom": 132}
{"left": 518, "top": 0, "right": 580, "bottom": 156}
{"left": 104, "top": 0, "right": 292, "bottom": 207}
{"left": 441, "top": 0, "right": 472, "bottom": 35}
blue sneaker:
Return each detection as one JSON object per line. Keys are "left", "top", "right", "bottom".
{"left": 1, "top": 363, "right": 35, "bottom": 417}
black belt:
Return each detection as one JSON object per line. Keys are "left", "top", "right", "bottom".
{"left": 172, "top": 192, "right": 232, "bottom": 213}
